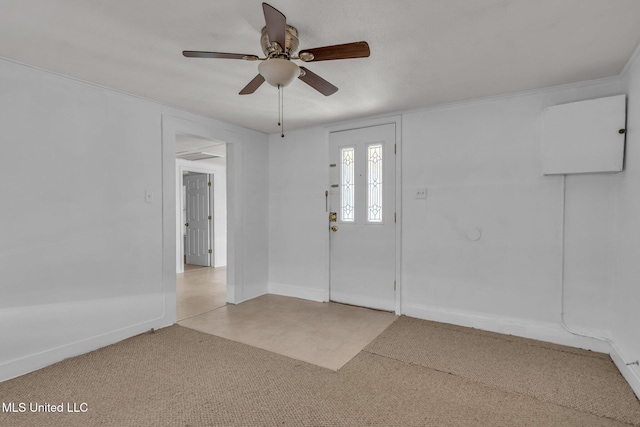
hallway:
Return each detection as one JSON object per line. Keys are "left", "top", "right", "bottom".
{"left": 176, "top": 265, "right": 227, "bottom": 321}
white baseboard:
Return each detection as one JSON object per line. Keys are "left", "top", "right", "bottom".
{"left": 225, "top": 284, "right": 237, "bottom": 304}
{"left": 0, "top": 295, "right": 173, "bottom": 383}
{"left": 403, "top": 302, "right": 612, "bottom": 353}
{"left": 268, "top": 282, "right": 328, "bottom": 302}
{"left": 610, "top": 345, "right": 640, "bottom": 400}
{"left": 0, "top": 317, "right": 169, "bottom": 383}
{"left": 403, "top": 302, "right": 640, "bottom": 398}
{"left": 237, "top": 283, "right": 268, "bottom": 304}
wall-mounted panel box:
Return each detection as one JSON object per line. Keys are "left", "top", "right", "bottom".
{"left": 542, "top": 94, "right": 626, "bottom": 175}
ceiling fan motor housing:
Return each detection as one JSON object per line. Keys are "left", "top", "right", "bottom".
{"left": 261, "top": 25, "right": 299, "bottom": 58}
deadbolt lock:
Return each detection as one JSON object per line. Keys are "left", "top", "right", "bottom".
{"left": 329, "top": 212, "right": 337, "bottom": 222}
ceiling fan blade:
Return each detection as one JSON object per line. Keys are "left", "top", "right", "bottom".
{"left": 298, "top": 41, "right": 370, "bottom": 62}
{"left": 239, "top": 74, "right": 266, "bottom": 95}
{"left": 262, "top": 3, "right": 287, "bottom": 50}
{"left": 183, "top": 51, "right": 259, "bottom": 61}
{"left": 298, "top": 67, "right": 338, "bottom": 96}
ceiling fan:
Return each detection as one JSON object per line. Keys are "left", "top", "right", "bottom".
{"left": 182, "top": 2, "right": 370, "bottom": 97}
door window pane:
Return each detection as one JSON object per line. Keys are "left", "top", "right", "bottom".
{"left": 367, "top": 144, "right": 382, "bottom": 222}
{"left": 341, "top": 147, "right": 355, "bottom": 222}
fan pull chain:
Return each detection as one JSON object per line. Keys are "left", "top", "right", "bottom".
{"left": 277, "top": 84, "right": 281, "bottom": 127}
{"left": 280, "top": 85, "right": 285, "bottom": 138}
{"left": 275, "top": 85, "right": 285, "bottom": 138}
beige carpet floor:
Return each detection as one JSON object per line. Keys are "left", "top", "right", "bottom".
{"left": 365, "top": 316, "right": 640, "bottom": 426}
{"left": 0, "top": 318, "right": 638, "bottom": 426}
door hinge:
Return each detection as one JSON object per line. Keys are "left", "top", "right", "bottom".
{"left": 208, "top": 215, "right": 212, "bottom": 220}
{"left": 329, "top": 163, "right": 337, "bottom": 167}
{"left": 208, "top": 249, "right": 212, "bottom": 254}
{"left": 394, "top": 212, "right": 397, "bottom": 223}
{"left": 208, "top": 181, "right": 211, "bottom": 187}
{"left": 394, "top": 144, "right": 397, "bottom": 154}
{"left": 394, "top": 280, "right": 396, "bottom": 291}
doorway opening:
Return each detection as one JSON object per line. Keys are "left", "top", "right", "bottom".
{"left": 175, "top": 134, "right": 228, "bottom": 321}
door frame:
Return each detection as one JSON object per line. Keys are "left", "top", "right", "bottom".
{"left": 162, "top": 114, "right": 250, "bottom": 319}
{"left": 325, "top": 115, "right": 403, "bottom": 315}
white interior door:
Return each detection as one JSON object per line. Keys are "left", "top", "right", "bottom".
{"left": 184, "top": 173, "right": 210, "bottom": 266}
{"left": 329, "top": 123, "right": 396, "bottom": 311}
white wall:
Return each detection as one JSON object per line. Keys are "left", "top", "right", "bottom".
{"left": 238, "top": 136, "right": 270, "bottom": 302}
{"left": 610, "top": 50, "right": 640, "bottom": 389}
{"left": 401, "top": 80, "right": 623, "bottom": 338}
{"left": 268, "top": 127, "right": 329, "bottom": 301}
{"left": 0, "top": 57, "right": 268, "bottom": 381}
{"left": 268, "top": 69, "right": 639, "bottom": 394}
{"left": 211, "top": 165, "right": 227, "bottom": 268}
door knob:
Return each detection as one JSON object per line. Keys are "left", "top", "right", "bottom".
{"left": 331, "top": 225, "right": 338, "bottom": 232}
{"left": 185, "top": 223, "right": 189, "bottom": 227}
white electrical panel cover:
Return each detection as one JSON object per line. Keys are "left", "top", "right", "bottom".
{"left": 542, "top": 94, "right": 626, "bottom": 175}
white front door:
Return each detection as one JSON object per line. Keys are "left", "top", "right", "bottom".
{"left": 329, "top": 124, "right": 396, "bottom": 311}
{"left": 184, "top": 173, "right": 210, "bottom": 266}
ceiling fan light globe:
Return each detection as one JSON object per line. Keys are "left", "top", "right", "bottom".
{"left": 258, "top": 58, "right": 300, "bottom": 87}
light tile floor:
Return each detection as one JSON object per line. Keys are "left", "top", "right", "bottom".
{"left": 176, "top": 266, "right": 398, "bottom": 370}
{"left": 176, "top": 265, "right": 227, "bottom": 321}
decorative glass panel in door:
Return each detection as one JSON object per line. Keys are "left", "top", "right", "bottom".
{"left": 340, "top": 147, "right": 355, "bottom": 222}
{"left": 367, "top": 143, "right": 383, "bottom": 223}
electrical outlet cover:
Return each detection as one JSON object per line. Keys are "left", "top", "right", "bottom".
{"left": 415, "top": 188, "right": 427, "bottom": 199}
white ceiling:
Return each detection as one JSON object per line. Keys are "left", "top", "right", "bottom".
{"left": 1, "top": 1, "right": 639, "bottom": 134}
